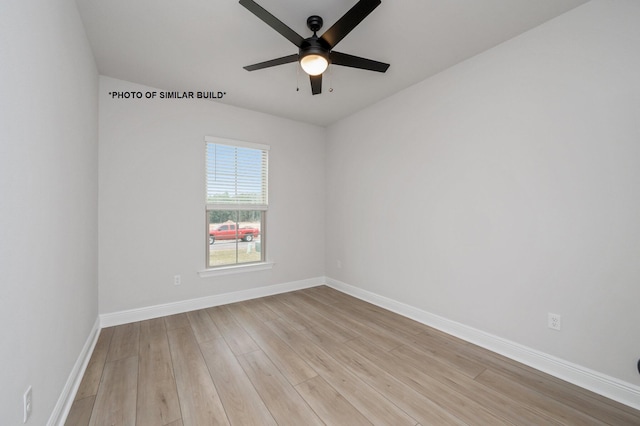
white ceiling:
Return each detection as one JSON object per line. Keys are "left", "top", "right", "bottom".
{"left": 76, "top": 0, "right": 588, "bottom": 126}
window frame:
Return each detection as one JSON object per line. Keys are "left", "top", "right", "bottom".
{"left": 203, "top": 136, "right": 270, "bottom": 272}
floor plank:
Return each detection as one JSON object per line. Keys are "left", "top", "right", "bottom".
{"left": 294, "top": 376, "right": 372, "bottom": 426}
{"left": 186, "top": 309, "right": 221, "bottom": 343}
{"left": 106, "top": 322, "right": 139, "bottom": 362}
{"left": 200, "top": 338, "right": 276, "bottom": 426}
{"left": 163, "top": 313, "right": 190, "bottom": 331}
{"left": 88, "top": 356, "right": 138, "bottom": 426}
{"left": 240, "top": 298, "right": 280, "bottom": 322}
{"left": 206, "top": 305, "right": 260, "bottom": 355}
{"left": 166, "top": 326, "right": 229, "bottom": 426}
{"left": 237, "top": 350, "right": 324, "bottom": 426}
{"left": 137, "top": 318, "right": 181, "bottom": 426}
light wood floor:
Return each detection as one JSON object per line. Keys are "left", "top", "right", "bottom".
{"left": 66, "top": 286, "right": 640, "bottom": 425}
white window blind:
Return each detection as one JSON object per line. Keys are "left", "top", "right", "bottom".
{"left": 205, "top": 136, "right": 269, "bottom": 210}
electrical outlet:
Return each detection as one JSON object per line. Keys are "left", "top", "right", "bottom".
{"left": 174, "top": 275, "right": 181, "bottom": 286}
{"left": 23, "top": 386, "right": 32, "bottom": 423}
{"left": 548, "top": 313, "right": 561, "bottom": 331}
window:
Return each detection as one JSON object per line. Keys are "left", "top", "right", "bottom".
{"left": 205, "top": 136, "right": 269, "bottom": 268}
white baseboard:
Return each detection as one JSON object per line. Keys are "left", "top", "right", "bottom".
{"left": 100, "top": 276, "right": 324, "bottom": 327}
{"left": 48, "top": 317, "right": 101, "bottom": 426}
{"left": 324, "top": 276, "right": 640, "bottom": 411}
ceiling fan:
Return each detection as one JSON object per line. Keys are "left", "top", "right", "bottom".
{"left": 239, "top": 0, "right": 390, "bottom": 95}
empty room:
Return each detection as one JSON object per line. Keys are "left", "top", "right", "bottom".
{"left": 1, "top": 0, "right": 640, "bottom": 424}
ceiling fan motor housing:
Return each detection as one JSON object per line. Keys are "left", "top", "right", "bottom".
{"left": 301, "top": 15, "right": 329, "bottom": 62}
{"left": 299, "top": 36, "right": 330, "bottom": 62}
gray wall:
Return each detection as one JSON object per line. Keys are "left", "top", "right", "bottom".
{"left": 0, "top": 0, "right": 99, "bottom": 423}
{"left": 325, "top": 0, "right": 640, "bottom": 387}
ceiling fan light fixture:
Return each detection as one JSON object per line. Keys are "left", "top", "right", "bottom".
{"left": 300, "top": 53, "right": 328, "bottom": 75}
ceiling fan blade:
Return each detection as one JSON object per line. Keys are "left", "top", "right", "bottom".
{"left": 239, "top": 0, "right": 304, "bottom": 47}
{"left": 310, "top": 74, "right": 322, "bottom": 95}
{"left": 320, "top": 0, "right": 381, "bottom": 48}
{"left": 244, "top": 54, "right": 299, "bottom": 71}
{"left": 330, "top": 51, "right": 389, "bottom": 72}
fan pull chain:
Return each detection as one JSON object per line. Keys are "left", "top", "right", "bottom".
{"left": 328, "top": 65, "right": 334, "bottom": 92}
{"left": 296, "top": 63, "right": 300, "bottom": 92}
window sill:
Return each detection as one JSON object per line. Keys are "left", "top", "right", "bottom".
{"left": 198, "top": 261, "right": 274, "bottom": 278}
